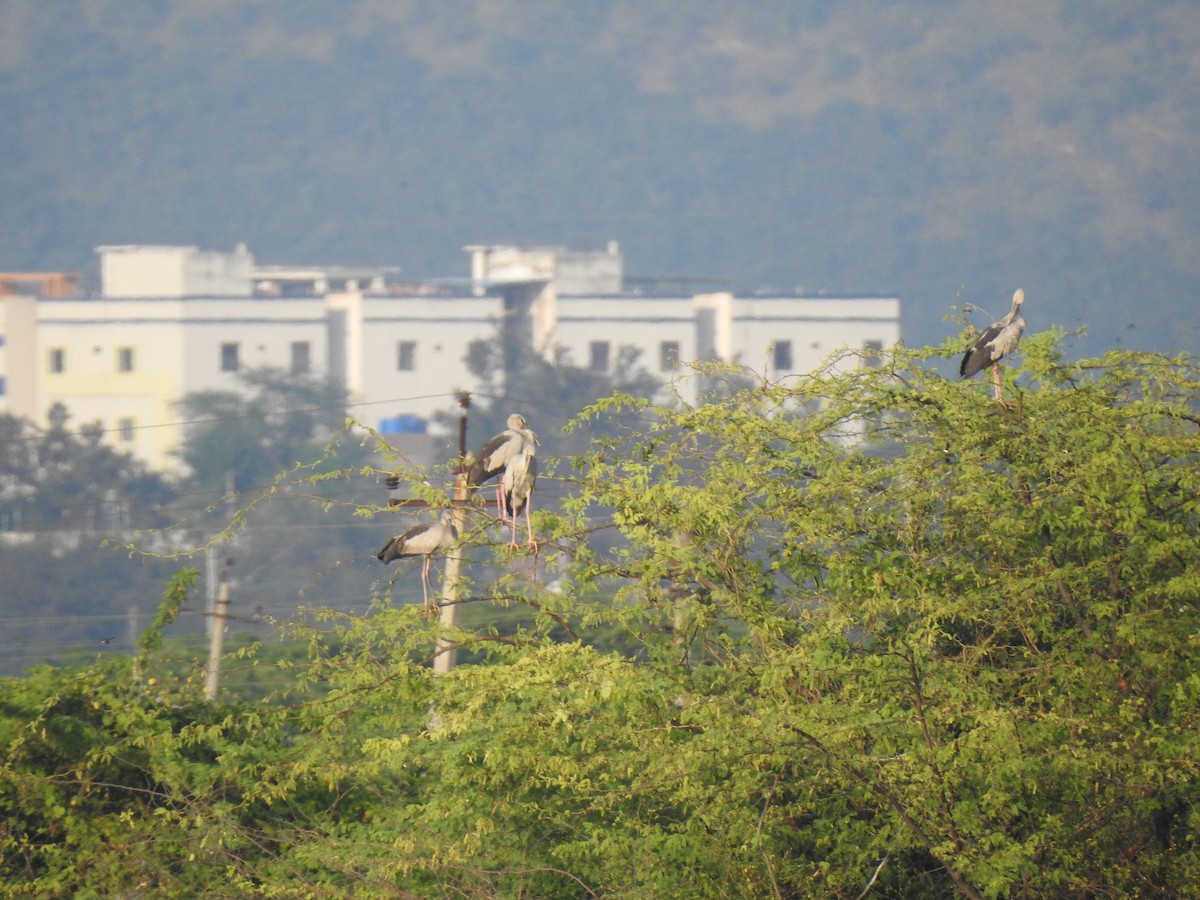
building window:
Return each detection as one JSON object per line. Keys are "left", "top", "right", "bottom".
{"left": 0, "top": 376, "right": 6, "bottom": 396}
{"left": 397, "top": 341, "right": 416, "bottom": 371}
{"left": 291, "top": 341, "right": 311, "bottom": 375}
{"left": 589, "top": 341, "right": 610, "bottom": 372}
{"left": 773, "top": 340, "right": 793, "bottom": 372}
{"left": 117, "top": 417, "right": 135, "bottom": 442}
{"left": 861, "top": 339, "right": 883, "bottom": 368}
{"left": 49, "top": 348, "right": 65, "bottom": 373}
{"left": 220, "top": 342, "right": 240, "bottom": 372}
{"left": 660, "top": 341, "right": 681, "bottom": 371}
{"left": 117, "top": 347, "right": 135, "bottom": 372}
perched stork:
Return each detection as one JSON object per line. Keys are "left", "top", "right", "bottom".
{"left": 467, "top": 413, "right": 538, "bottom": 547}
{"left": 501, "top": 450, "right": 537, "bottom": 550}
{"left": 377, "top": 508, "right": 459, "bottom": 609}
{"left": 960, "top": 288, "right": 1026, "bottom": 407}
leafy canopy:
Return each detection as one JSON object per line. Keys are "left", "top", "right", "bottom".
{"left": 3, "top": 336, "right": 1200, "bottom": 897}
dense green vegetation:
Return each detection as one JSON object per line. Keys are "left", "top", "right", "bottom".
{"left": 2, "top": 1, "right": 1199, "bottom": 355}
{"left": 3, "top": 337, "right": 1198, "bottom": 896}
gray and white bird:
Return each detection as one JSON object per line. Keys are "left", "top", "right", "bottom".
{"left": 376, "top": 508, "right": 459, "bottom": 609}
{"left": 960, "top": 288, "right": 1026, "bottom": 407}
{"left": 500, "top": 449, "right": 537, "bottom": 550}
{"left": 467, "top": 413, "right": 538, "bottom": 547}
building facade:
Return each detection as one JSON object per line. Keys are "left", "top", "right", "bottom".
{"left": 552, "top": 291, "right": 898, "bottom": 383}
{"left": 0, "top": 243, "right": 901, "bottom": 473}
{"left": 3, "top": 293, "right": 334, "bottom": 468}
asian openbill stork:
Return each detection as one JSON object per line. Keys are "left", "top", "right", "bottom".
{"left": 500, "top": 450, "right": 537, "bottom": 550}
{"left": 467, "top": 413, "right": 538, "bottom": 548}
{"left": 377, "top": 508, "right": 459, "bottom": 609}
{"left": 960, "top": 288, "right": 1026, "bottom": 407}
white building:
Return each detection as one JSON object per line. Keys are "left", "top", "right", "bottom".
{"left": 0, "top": 243, "right": 901, "bottom": 473}
{"left": 552, "top": 291, "right": 898, "bottom": 384}
{"left": 3, "top": 293, "right": 336, "bottom": 469}
{"left": 468, "top": 242, "right": 899, "bottom": 395}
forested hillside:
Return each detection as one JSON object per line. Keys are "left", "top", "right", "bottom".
{"left": 1, "top": 1, "right": 1199, "bottom": 354}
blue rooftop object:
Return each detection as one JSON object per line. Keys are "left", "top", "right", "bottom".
{"left": 379, "top": 415, "right": 427, "bottom": 435}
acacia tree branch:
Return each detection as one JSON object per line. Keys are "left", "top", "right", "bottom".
{"left": 904, "top": 646, "right": 966, "bottom": 855}
{"left": 782, "top": 722, "right": 985, "bottom": 900}
{"left": 854, "top": 853, "right": 889, "bottom": 900}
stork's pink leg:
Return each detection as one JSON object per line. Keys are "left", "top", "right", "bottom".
{"left": 524, "top": 496, "right": 537, "bottom": 550}
{"left": 992, "top": 363, "right": 1013, "bottom": 408}
{"left": 421, "top": 555, "right": 433, "bottom": 611}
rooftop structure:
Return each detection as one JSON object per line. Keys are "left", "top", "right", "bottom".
{"left": 97, "top": 244, "right": 254, "bottom": 298}
{"left": 0, "top": 272, "right": 80, "bottom": 298}
{"left": 252, "top": 265, "right": 403, "bottom": 297}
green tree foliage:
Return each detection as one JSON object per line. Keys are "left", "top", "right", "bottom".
{"left": 0, "top": 406, "right": 179, "bottom": 674}
{"left": 0, "top": 571, "right": 331, "bottom": 896}
{"left": 174, "top": 368, "right": 360, "bottom": 495}
{"left": 3, "top": 339, "right": 1200, "bottom": 896}
{"left": 0, "top": 404, "right": 174, "bottom": 533}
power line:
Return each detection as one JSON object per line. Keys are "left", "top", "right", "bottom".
{"left": 0, "top": 591, "right": 416, "bottom": 629}
{"left": 0, "top": 611, "right": 139, "bottom": 626}
{"left": 0, "top": 592, "right": 415, "bottom": 663}
{"left": 0, "top": 455, "right": 575, "bottom": 530}
{"left": 3, "top": 382, "right": 627, "bottom": 447}
{"left": 2, "top": 389, "right": 458, "bottom": 444}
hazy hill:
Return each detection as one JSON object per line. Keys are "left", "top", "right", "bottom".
{"left": 2, "top": 0, "right": 1199, "bottom": 356}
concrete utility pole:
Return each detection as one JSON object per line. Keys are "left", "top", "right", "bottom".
{"left": 206, "top": 472, "right": 238, "bottom": 637}
{"left": 433, "top": 393, "right": 471, "bottom": 675}
{"left": 204, "top": 566, "right": 231, "bottom": 700}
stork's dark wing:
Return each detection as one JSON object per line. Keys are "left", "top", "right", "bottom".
{"left": 468, "top": 431, "right": 517, "bottom": 485}
{"left": 376, "top": 522, "right": 425, "bottom": 563}
{"left": 960, "top": 324, "right": 1003, "bottom": 378}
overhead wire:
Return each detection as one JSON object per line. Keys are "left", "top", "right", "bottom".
{"left": 2, "top": 389, "right": 458, "bottom": 444}
{"left": 2, "top": 380, "right": 629, "bottom": 446}
{"left": 0, "top": 462, "right": 575, "bottom": 535}
{"left": 0, "top": 589, "right": 425, "bottom": 669}
{"left": 0, "top": 381, "right": 596, "bottom": 518}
